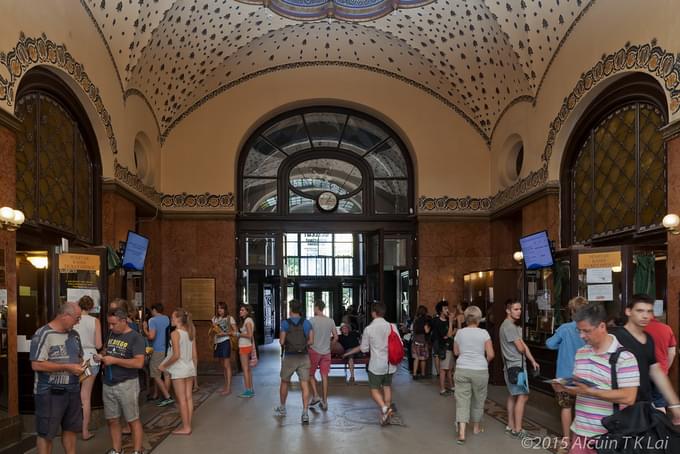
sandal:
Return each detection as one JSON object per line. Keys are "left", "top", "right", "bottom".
{"left": 456, "top": 437, "right": 466, "bottom": 445}
{"left": 82, "top": 433, "right": 96, "bottom": 441}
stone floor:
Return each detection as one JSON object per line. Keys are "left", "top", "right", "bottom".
{"left": 34, "top": 343, "right": 560, "bottom": 453}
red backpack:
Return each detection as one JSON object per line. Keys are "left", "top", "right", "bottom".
{"left": 388, "top": 325, "right": 404, "bottom": 365}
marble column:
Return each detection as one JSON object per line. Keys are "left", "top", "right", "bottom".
{"left": 662, "top": 120, "right": 680, "bottom": 391}
{"left": 0, "top": 109, "right": 20, "bottom": 417}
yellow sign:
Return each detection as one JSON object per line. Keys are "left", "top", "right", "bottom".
{"left": 181, "top": 278, "right": 215, "bottom": 321}
{"left": 578, "top": 251, "right": 621, "bottom": 269}
{"left": 58, "top": 253, "right": 100, "bottom": 272}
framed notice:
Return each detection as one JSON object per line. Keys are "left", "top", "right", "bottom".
{"left": 180, "top": 278, "right": 215, "bottom": 321}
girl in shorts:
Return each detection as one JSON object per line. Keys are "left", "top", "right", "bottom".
{"left": 211, "top": 302, "right": 237, "bottom": 395}
{"left": 236, "top": 304, "right": 255, "bottom": 398}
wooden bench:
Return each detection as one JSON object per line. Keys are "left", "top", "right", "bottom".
{"left": 330, "top": 353, "right": 369, "bottom": 377}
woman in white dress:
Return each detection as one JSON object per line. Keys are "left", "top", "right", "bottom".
{"left": 159, "top": 309, "right": 197, "bottom": 435}
{"left": 73, "top": 295, "right": 102, "bottom": 441}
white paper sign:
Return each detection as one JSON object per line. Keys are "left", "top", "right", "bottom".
{"left": 587, "top": 284, "right": 614, "bottom": 301}
{"left": 0, "top": 288, "right": 7, "bottom": 307}
{"left": 653, "top": 300, "right": 664, "bottom": 317}
{"left": 586, "top": 268, "right": 612, "bottom": 284}
{"left": 67, "top": 288, "right": 101, "bottom": 313}
{"left": 17, "top": 335, "right": 31, "bottom": 353}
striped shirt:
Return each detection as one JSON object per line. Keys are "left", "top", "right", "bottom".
{"left": 571, "top": 335, "right": 639, "bottom": 438}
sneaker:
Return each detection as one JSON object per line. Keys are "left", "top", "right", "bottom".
{"left": 511, "top": 429, "right": 528, "bottom": 439}
{"left": 320, "top": 400, "right": 328, "bottom": 411}
{"left": 301, "top": 412, "right": 310, "bottom": 425}
{"left": 274, "top": 405, "right": 287, "bottom": 417}
{"left": 156, "top": 397, "right": 174, "bottom": 407}
{"left": 105, "top": 450, "right": 122, "bottom": 454}
{"left": 439, "top": 389, "right": 449, "bottom": 396}
{"left": 380, "top": 407, "right": 394, "bottom": 426}
{"left": 504, "top": 426, "right": 513, "bottom": 435}
{"left": 131, "top": 451, "right": 144, "bottom": 454}
{"left": 238, "top": 390, "right": 254, "bottom": 398}
{"left": 309, "top": 397, "right": 321, "bottom": 407}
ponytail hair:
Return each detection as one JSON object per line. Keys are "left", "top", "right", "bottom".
{"left": 174, "top": 308, "right": 196, "bottom": 341}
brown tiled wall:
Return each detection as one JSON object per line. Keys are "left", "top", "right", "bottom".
{"left": 0, "top": 123, "right": 18, "bottom": 416}
{"left": 418, "top": 219, "right": 492, "bottom": 312}
{"left": 102, "top": 191, "right": 136, "bottom": 301}
{"left": 666, "top": 134, "right": 680, "bottom": 389}
{"left": 141, "top": 218, "right": 236, "bottom": 363}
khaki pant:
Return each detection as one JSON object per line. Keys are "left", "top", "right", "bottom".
{"left": 454, "top": 368, "right": 488, "bottom": 424}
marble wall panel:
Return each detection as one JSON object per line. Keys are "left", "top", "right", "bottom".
{"left": 102, "top": 191, "right": 136, "bottom": 301}
{"left": 418, "top": 220, "right": 491, "bottom": 313}
{"left": 665, "top": 135, "right": 680, "bottom": 389}
{"left": 521, "top": 193, "right": 560, "bottom": 241}
{"left": 0, "top": 124, "right": 18, "bottom": 416}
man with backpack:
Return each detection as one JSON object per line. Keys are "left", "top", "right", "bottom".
{"left": 275, "top": 299, "right": 314, "bottom": 424}
{"left": 343, "top": 301, "right": 403, "bottom": 425}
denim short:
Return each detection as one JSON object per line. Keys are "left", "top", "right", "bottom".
{"left": 504, "top": 368, "right": 529, "bottom": 396}
{"left": 35, "top": 390, "right": 83, "bottom": 440}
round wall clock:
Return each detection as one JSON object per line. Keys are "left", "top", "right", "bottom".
{"left": 317, "top": 191, "right": 338, "bottom": 212}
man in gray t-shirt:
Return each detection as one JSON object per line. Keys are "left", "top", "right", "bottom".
{"left": 308, "top": 300, "right": 338, "bottom": 410}
{"left": 499, "top": 301, "right": 539, "bottom": 437}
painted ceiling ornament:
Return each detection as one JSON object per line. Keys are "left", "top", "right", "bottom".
{"left": 238, "top": 0, "right": 434, "bottom": 22}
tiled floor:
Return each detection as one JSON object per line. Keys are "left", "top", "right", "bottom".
{"left": 35, "top": 343, "right": 559, "bottom": 453}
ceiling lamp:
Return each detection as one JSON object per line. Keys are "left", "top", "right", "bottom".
{"left": 27, "top": 255, "right": 49, "bottom": 270}
{"left": 240, "top": 0, "right": 435, "bottom": 22}
{"left": 0, "top": 206, "right": 25, "bottom": 231}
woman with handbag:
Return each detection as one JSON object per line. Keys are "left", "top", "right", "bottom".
{"left": 236, "top": 304, "right": 256, "bottom": 398}
{"left": 211, "top": 302, "right": 237, "bottom": 396}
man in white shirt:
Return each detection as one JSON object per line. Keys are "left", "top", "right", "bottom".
{"left": 343, "top": 302, "right": 401, "bottom": 425}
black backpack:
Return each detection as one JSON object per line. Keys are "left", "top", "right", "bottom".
{"left": 284, "top": 318, "right": 308, "bottom": 354}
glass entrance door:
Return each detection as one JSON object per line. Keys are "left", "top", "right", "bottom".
{"left": 302, "top": 287, "right": 333, "bottom": 318}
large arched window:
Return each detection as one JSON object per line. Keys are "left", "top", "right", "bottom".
{"left": 14, "top": 68, "right": 101, "bottom": 243}
{"left": 562, "top": 75, "right": 667, "bottom": 246}
{"left": 239, "top": 108, "right": 413, "bottom": 217}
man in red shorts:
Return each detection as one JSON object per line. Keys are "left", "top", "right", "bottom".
{"left": 308, "top": 300, "right": 338, "bottom": 411}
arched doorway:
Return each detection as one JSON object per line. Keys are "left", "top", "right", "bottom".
{"left": 9, "top": 67, "right": 103, "bottom": 413}
{"left": 237, "top": 107, "right": 416, "bottom": 343}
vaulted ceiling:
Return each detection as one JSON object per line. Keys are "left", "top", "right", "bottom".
{"left": 81, "top": 0, "right": 593, "bottom": 141}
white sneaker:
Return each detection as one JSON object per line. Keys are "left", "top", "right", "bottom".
{"left": 380, "top": 407, "right": 394, "bottom": 426}
{"left": 309, "top": 397, "right": 321, "bottom": 407}
{"left": 274, "top": 405, "right": 287, "bottom": 417}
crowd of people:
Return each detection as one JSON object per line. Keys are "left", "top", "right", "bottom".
{"left": 28, "top": 297, "right": 259, "bottom": 454}
{"left": 27, "top": 292, "right": 680, "bottom": 454}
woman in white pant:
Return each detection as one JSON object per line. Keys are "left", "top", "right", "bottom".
{"left": 159, "top": 309, "right": 197, "bottom": 435}
{"left": 453, "top": 305, "right": 494, "bottom": 445}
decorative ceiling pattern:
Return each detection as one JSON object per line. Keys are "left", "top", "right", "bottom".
{"left": 80, "top": 0, "right": 595, "bottom": 142}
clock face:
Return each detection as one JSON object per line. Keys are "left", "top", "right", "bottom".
{"left": 317, "top": 191, "right": 338, "bottom": 212}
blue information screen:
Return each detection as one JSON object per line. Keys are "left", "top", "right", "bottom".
{"left": 519, "top": 231, "right": 554, "bottom": 270}
{"left": 122, "top": 231, "right": 149, "bottom": 271}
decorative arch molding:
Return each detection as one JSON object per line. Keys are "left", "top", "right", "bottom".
{"left": 124, "top": 88, "right": 162, "bottom": 140}
{"left": 419, "top": 41, "right": 680, "bottom": 215}
{"left": 0, "top": 33, "right": 119, "bottom": 155}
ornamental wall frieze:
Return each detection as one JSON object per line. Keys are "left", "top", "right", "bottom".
{"left": 160, "top": 193, "right": 235, "bottom": 209}
{"left": 542, "top": 41, "right": 680, "bottom": 165}
{"left": 114, "top": 159, "right": 162, "bottom": 205}
{"left": 418, "top": 195, "right": 492, "bottom": 213}
{"left": 0, "top": 33, "right": 118, "bottom": 154}
{"left": 114, "top": 160, "right": 234, "bottom": 211}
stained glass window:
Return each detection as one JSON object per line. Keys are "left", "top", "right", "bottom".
{"left": 240, "top": 109, "right": 411, "bottom": 216}
{"left": 571, "top": 102, "right": 666, "bottom": 244}
{"left": 15, "top": 92, "right": 95, "bottom": 242}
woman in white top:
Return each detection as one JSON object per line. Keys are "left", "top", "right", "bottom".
{"left": 453, "top": 305, "right": 495, "bottom": 445}
{"left": 211, "top": 302, "right": 237, "bottom": 395}
{"left": 73, "top": 295, "right": 102, "bottom": 441}
{"left": 159, "top": 309, "right": 197, "bottom": 435}
{"left": 236, "top": 304, "right": 255, "bottom": 398}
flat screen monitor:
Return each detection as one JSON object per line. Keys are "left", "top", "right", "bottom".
{"left": 122, "top": 231, "right": 149, "bottom": 271}
{"left": 519, "top": 230, "right": 554, "bottom": 270}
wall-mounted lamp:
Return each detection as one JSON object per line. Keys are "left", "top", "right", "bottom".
{"left": 0, "top": 206, "right": 25, "bottom": 231}
{"left": 513, "top": 251, "right": 524, "bottom": 263}
{"left": 662, "top": 213, "right": 680, "bottom": 235}
{"left": 27, "top": 256, "right": 49, "bottom": 270}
